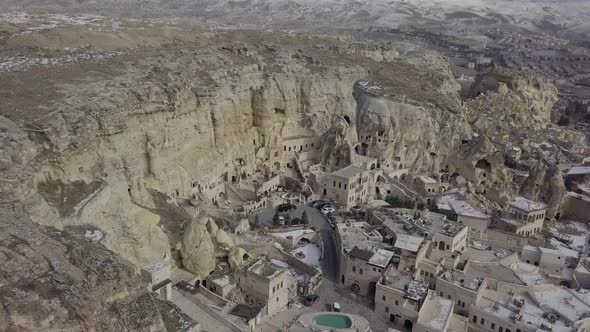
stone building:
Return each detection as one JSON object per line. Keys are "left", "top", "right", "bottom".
{"left": 520, "top": 245, "right": 577, "bottom": 279}
{"left": 415, "top": 176, "right": 440, "bottom": 198}
{"left": 431, "top": 220, "right": 468, "bottom": 259}
{"left": 341, "top": 247, "right": 395, "bottom": 297}
{"left": 324, "top": 165, "right": 375, "bottom": 208}
{"left": 414, "top": 291, "right": 469, "bottom": 332}
{"left": 141, "top": 259, "right": 173, "bottom": 301}
{"left": 466, "top": 282, "right": 589, "bottom": 332}
{"left": 435, "top": 270, "right": 486, "bottom": 316}
{"left": 447, "top": 198, "right": 490, "bottom": 238}
{"left": 374, "top": 267, "right": 429, "bottom": 330}
{"left": 237, "top": 259, "right": 289, "bottom": 316}
{"left": 565, "top": 166, "right": 590, "bottom": 193}
{"left": 495, "top": 196, "right": 547, "bottom": 236}
{"left": 204, "top": 269, "right": 236, "bottom": 298}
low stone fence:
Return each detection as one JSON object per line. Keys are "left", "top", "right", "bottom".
{"left": 242, "top": 197, "right": 268, "bottom": 214}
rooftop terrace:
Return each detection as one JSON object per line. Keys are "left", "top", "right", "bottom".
{"left": 331, "top": 165, "right": 365, "bottom": 179}
{"left": 248, "top": 259, "right": 284, "bottom": 280}
{"left": 464, "top": 261, "right": 524, "bottom": 285}
{"left": 381, "top": 267, "right": 429, "bottom": 302}
{"left": 418, "top": 293, "right": 453, "bottom": 331}
{"left": 448, "top": 198, "right": 488, "bottom": 219}
{"left": 372, "top": 208, "right": 435, "bottom": 238}
{"left": 433, "top": 219, "right": 466, "bottom": 238}
{"left": 337, "top": 221, "right": 386, "bottom": 252}
{"left": 440, "top": 270, "right": 483, "bottom": 292}
{"left": 509, "top": 196, "right": 547, "bottom": 212}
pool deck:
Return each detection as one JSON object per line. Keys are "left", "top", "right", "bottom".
{"left": 293, "top": 311, "right": 371, "bottom": 332}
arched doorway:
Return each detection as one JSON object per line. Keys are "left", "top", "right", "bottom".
{"left": 351, "top": 283, "right": 360, "bottom": 294}
{"left": 343, "top": 115, "right": 351, "bottom": 125}
{"left": 404, "top": 320, "right": 413, "bottom": 329}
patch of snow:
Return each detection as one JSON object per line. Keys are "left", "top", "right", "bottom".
{"left": 509, "top": 196, "right": 546, "bottom": 212}
{"left": 548, "top": 221, "right": 589, "bottom": 255}
{"left": 292, "top": 243, "right": 321, "bottom": 269}
{"left": 70, "top": 185, "right": 105, "bottom": 217}
{"left": 212, "top": 275, "right": 231, "bottom": 287}
{"left": 85, "top": 230, "right": 104, "bottom": 241}
{"left": 449, "top": 199, "right": 488, "bottom": 219}
{"left": 271, "top": 229, "right": 314, "bottom": 239}
{"left": 0, "top": 51, "right": 127, "bottom": 73}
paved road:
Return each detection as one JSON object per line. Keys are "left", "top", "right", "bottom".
{"left": 254, "top": 204, "right": 339, "bottom": 281}
{"left": 305, "top": 206, "right": 339, "bottom": 281}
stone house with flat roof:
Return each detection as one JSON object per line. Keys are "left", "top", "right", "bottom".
{"left": 324, "top": 163, "right": 382, "bottom": 208}
{"left": 236, "top": 259, "right": 289, "bottom": 316}
{"left": 502, "top": 196, "right": 547, "bottom": 236}
{"left": 341, "top": 247, "right": 395, "bottom": 297}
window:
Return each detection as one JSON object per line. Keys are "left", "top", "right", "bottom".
{"left": 272, "top": 286, "right": 275, "bottom": 293}
{"left": 277, "top": 298, "right": 279, "bottom": 302}
{"left": 491, "top": 323, "right": 496, "bottom": 330}
{"left": 480, "top": 318, "right": 485, "bottom": 325}
{"left": 472, "top": 315, "right": 478, "bottom": 323}
{"left": 517, "top": 330, "right": 521, "bottom": 332}
{"left": 385, "top": 307, "right": 389, "bottom": 313}
{"left": 383, "top": 295, "right": 386, "bottom": 301}
{"left": 395, "top": 300, "right": 399, "bottom": 306}
{"left": 352, "top": 266, "right": 356, "bottom": 272}
{"left": 499, "top": 327, "right": 503, "bottom": 332}
{"left": 506, "top": 329, "right": 511, "bottom": 332}
{"left": 448, "top": 295, "right": 451, "bottom": 300}
{"left": 440, "top": 292, "right": 443, "bottom": 297}
{"left": 360, "top": 269, "right": 364, "bottom": 275}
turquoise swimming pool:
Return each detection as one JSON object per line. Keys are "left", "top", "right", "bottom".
{"left": 313, "top": 314, "right": 353, "bottom": 329}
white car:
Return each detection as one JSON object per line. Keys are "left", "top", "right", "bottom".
{"left": 320, "top": 206, "right": 335, "bottom": 215}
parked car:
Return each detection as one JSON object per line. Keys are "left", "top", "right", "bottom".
{"left": 350, "top": 205, "right": 363, "bottom": 213}
{"left": 320, "top": 205, "right": 335, "bottom": 215}
{"left": 304, "top": 294, "right": 319, "bottom": 306}
{"left": 332, "top": 302, "right": 341, "bottom": 312}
